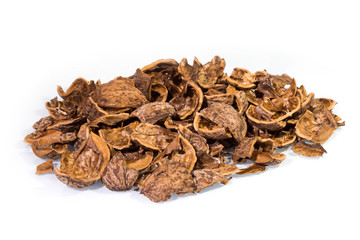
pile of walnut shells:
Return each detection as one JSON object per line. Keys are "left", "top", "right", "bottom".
{"left": 25, "top": 56, "right": 344, "bottom": 202}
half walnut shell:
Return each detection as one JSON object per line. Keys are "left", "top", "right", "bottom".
{"left": 246, "top": 97, "right": 301, "bottom": 131}
{"left": 295, "top": 106, "right": 338, "bottom": 143}
{"left": 99, "top": 122, "right": 138, "bottom": 150}
{"left": 91, "top": 79, "right": 148, "bottom": 109}
{"left": 131, "top": 123, "right": 177, "bottom": 151}
{"left": 198, "top": 103, "right": 247, "bottom": 143}
{"left": 54, "top": 132, "right": 110, "bottom": 188}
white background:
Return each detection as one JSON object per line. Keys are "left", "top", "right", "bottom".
{"left": 0, "top": 1, "right": 359, "bottom": 239}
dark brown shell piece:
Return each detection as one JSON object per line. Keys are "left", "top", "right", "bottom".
{"left": 205, "top": 93, "right": 234, "bottom": 106}
{"left": 226, "top": 68, "right": 259, "bottom": 89}
{"left": 91, "top": 80, "right": 148, "bottom": 109}
{"left": 47, "top": 117, "right": 85, "bottom": 133}
{"left": 209, "top": 141, "right": 224, "bottom": 157}
{"left": 99, "top": 122, "right": 138, "bottom": 150}
{"left": 131, "top": 123, "right": 177, "bottom": 151}
{"left": 178, "top": 125, "right": 209, "bottom": 157}
{"left": 45, "top": 97, "right": 77, "bottom": 120}
{"left": 295, "top": 107, "right": 337, "bottom": 143}
{"left": 197, "top": 56, "right": 226, "bottom": 89}
{"left": 200, "top": 103, "right": 247, "bottom": 142}
{"left": 196, "top": 154, "right": 222, "bottom": 170}
{"left": 232, "top": 137, "right": 257, "bottom": 161}
{"left": 129, "top": 68, "right": 152, "bottom": 99}
{"left": 54, "top": 132, "right": 110, "bottom": 188}
{"left": 130, "top": 102, "right": 176, "bottom": 124}
{"left": 311, "top": 98, "right": 337, "bottom": 111}
{"left": 149, "top": 82, "right": 168, "bottom": 102}
{"left": 141, "top": 162, "right": 195, "bottom": 203}
{"left": 169, "top": 80, "right": 203, "bottom": 119}
{"left": 164, "top": 116, "right": 193, "bottom": 130}
{"left": 232, "top": 89, "right": 249, "bottom": 115}
{"left": 141, "top": 59, "right": 179, "bottom": 73}
{"left": 273, "top": 132, "right": 297, "bottom": 148}
{"left": 82, "top": 97, "right": 130, "bottom": 125}
{"left": 57, "top": 77, "right": 91, "bottom": 106}
{"left": 102, "top": 152, "right": 139, "bottom": 191}
{"left": 152, "top": 134, "right": 197, "bottom": 171}
{"left": 123, "top": 150, "right": 154, "bottom": 171}
{"left": 250, "top": 151, "right": 286, "bottom": 166}
{"left": 24, "top": 130, "right": 76, "bottom": 159}
{"left": 293, "top": 141, "right": 327, "bottom": 157}
{"left": 193, "top": 112, "right": 232, "bottom": 140}
{"left": 193, "top": 169, "right": 229, "bottom": 192}
{"left": 33, "top": 116, "right": 54, "bottom": 131}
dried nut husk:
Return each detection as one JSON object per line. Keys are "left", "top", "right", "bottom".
{"left": 25, "top": 130, "right": 76, "bottom": 159}
{"left": 178, "top": 58, "right": 198, "bottom": 81}
{"left": 212, "top": 164, "right": 241, "bottom": 176}
{"left": 141, "top": 162, "right": 196, "bottom": 203}
{"left": 245, "top": 89, "right": 261, "bottom": 105}
{"left": 178, "top": 125, "right": 209, "bottom": 157}
{"left": 311, "top": 98, "right": 337, "bottom": 111}
{"left": 152, "top": 134, "right": 197, "bottom": 171}
{"left": 273, "top": 132, "right": 297, "bottom": 148}
{"left": 149, "top": 82, "right": 168, "bottom": 102}
{"left": 33, "top": 116, "right": 54, "bottom": 131}
{"left": 123, "top": 150, "right": 154, "bottom": 171}
{"left": 141, "top": 59, "right": 179, "bottom": 73}
{"left": 295, "top": 107, "right": 337, "bottom": 143}
{"left": 204, "top": 85, "right": 241, "bottom": 107}
{"left": 91, "top": 80, "right": 148, "bottom": 109}
{"left": 45, "top": 97, "right": 77, "bottom": 120}
{"left": 82, "top": 97, "right": 108, "bottom": 121}
{"left": 130, "top": 102, "right": 176, "bottom": 124}
{"left": 99, "top": 122, "right": 138, "bottom": 150}
{"left": 258, "top": 74, "right": 297, "bottom": 98}
{"left": 209, "top": 142, "right": 224, "bottom": 156}
{"left": 197, "top": 56, "right": 226, "bottom": 89}
{"left": 47, "top": 117, "right": 86, "bottom": 132}
{"left": 292, "top": 141, "right": 327, "bottom": 157}
{"left": 196, "top": 154, "right": 222, "bottom": 170}
{"left": 199, "top": 103, "right": 247, "bottom": 142}
{"left": 101, "top": 152, "right": 139, "bottom": 191}
{"left": 164, "top": 116, "right": 193, "bottom": 130}
{"left": 57, "top": 77, "right": 92, "bottom": 106}
{"left": 35, "top": 159, "right": 54, "bottom": 175}
{"left": 246, "top": 97, "right": 301, "bottom": 131}
{"left": 179, "top": 57, "right": 226, "bottom": 88}
{"left": 193, "top": 169, "right": 229, "bottom": 192}
{"left": 129, "top": 68, "right": 151, "bottom": 99}
{"left": 193, "top": 112, "right": 232, "bottom": 140}
{"left": 232, "top": 137, "right": 257, "bottom": 161}
{"left": 82, "top": 97, "right": 130, "bottom": 125}
{"left": 251, "top": 151, "right": 286, "bottom": 166}
{"left": 131, "top": 123, "right": 177, "bottom": 151}
{"left": 169, "top": 80, "right": 203, "bottom": 119}
{"left": 296, "top": 86, "right": 315, "bottom": 114}
{"left": 237, "top": 164, "right": 266, "bottom": 175}
{"left": 92, "top": 113, "right": 130, "bottom": 126}
{"left": 247, "top": 137, "right": 287, "bottom": 165}
{"left": 54, "top": 132, "right": 110, "bottom": 188}
{"left": 226, "top": 68, "right": 258, "bottom": 89}
{"left": 205, "top": 92, "right": 234, "bottom": 105}
{"left": 234, "top": 90, "right": 249, "bottom": 115}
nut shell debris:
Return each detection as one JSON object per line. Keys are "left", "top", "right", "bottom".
{"left": 25, "top": 56, "right": 343, "bottom": 202}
